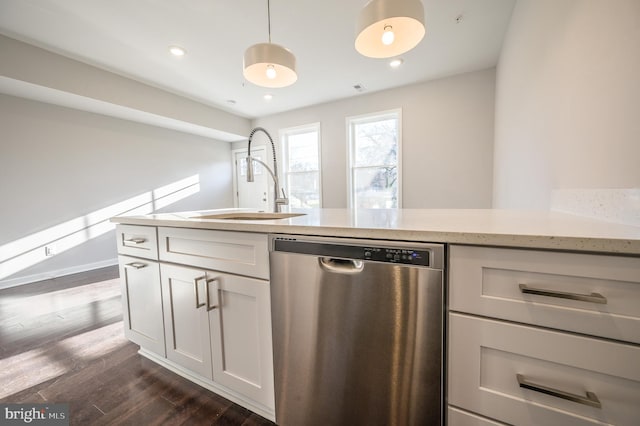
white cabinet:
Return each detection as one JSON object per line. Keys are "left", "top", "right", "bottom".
{"left": 160, "top": 262, "right": 275, "bottom": 410}
{"left": 116, "top": 224, "right": 158, "bottom": 260}
{"left": 449, "top": 313, "right": 640, "bottom": 426}
{"left": 118, "top": 254, "right": 165, "bottom": 356}
{"left": 160, "top": 263, "right": 213, "bottom": 379}
{"left": 447, "top": 406, "right": 508, "bottom": 426}
{"left": 120, "top": 225, "right": 276, "bottom": 419}
{"left": 208, "top": 271, "right": 274, "bottom": 408}
{"left": 116, "top": 224, "right": 165, "bottom": 357}
{"left": 450, "top": 245, "right": 640, "bottom": 343}
{"left": 448, "top": 245, "right": 640, "bottom": 426}
{"left": 158, "top": 227, "right": 269, "bottom": 279}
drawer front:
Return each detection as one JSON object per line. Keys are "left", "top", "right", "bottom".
{"left": 450, "top": 245, "right": 640, "bottom": 343}
{"left": 158, "top": 227, "right": 269, "bottom": 279}
{"left": 116, "top": 224, "right": 158, "bottom": 260}
{"left": 448, "top": 313, "right": 640, "bottom": 426}
{"left": 448, "top": 407, "right": 507, "bottom": 426}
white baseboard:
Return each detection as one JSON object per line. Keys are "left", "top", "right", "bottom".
{"left": 0, "top": 258, "right": 119, "bottom": 290}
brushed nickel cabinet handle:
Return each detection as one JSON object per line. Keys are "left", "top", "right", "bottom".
{"left": 206, "top": 278, "right": 220, "bottom": 311}
{"left": 124, "top": 262, "right": 147, "bottom": 269}
{"left": 123, "top": 237, "right": 146, "bottom": 245}
{"left": 517, "top": 374, "right": 602, "bottom": 408}
{"left": 519, "top": 284, "right": 607, "bottom": 304}
{"left": 194, "top": 276, "right": 206, "bottom": 309}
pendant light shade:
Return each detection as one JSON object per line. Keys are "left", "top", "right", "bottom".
{"left": 355, "top": 0, "right": 426, "bottom": 58}
{"left": 243, "top": 42, "right": 297, "bottom": 88}
{"left": 243, "top": 0, "right": 297, "bottom": 88}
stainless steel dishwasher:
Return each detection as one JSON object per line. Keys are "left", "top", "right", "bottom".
{"left": 269, "top": 235, "right": 444, "bottom": 426}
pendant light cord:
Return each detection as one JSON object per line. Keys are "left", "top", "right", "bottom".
{"left": 267, "top": 0, "right": 272, "bottom": 43}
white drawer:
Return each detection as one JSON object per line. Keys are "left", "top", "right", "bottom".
{"left": 450, "top": 245, "right": 640, "bottom": 343}
{"left": 448, "top": 313, "right": 640, "bottom": 426}
{"left": 448, "top": 406, "right": 507, "bottom": 426}
{"left": 116, "top": 224, "right": 158, "bottom": 260}
{"left": 158, "top": 227, "right": 269, "bottom": 279}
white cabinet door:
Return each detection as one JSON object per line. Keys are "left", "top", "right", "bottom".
{"left": 208, "top": 272, "right": 275, "bottom": 410}
{"left": 118, "top": 255, "right": 165, "bottom": 356}
{"left": 161, "top": 263, "right": 213, "bottom": 380}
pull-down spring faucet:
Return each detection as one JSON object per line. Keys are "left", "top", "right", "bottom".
{"left": 246, "top": 127, "right": 288, "bottom": 213}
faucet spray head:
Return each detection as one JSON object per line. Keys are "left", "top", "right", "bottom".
{"left": 246, "top": 156, "right": 255, "bottom": 182}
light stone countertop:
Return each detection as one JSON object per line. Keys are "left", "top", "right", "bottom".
{"left": 111, "top": 208, "right": 640, "bottom": 255}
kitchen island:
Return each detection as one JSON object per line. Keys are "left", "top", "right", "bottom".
{"left": 111, "top": 208, "right": 640, "bottom": 425}
{"left": 112, "top": 208, "right": 640, "bottom": 255}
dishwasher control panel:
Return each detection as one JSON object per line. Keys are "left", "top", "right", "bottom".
{"left": 273, "top": 238, "right": 431, "bottom": 267}
{"left": 363, "top": 247, "right": 429, "bottom": 266}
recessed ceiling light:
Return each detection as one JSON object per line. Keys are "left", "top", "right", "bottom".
{"left": 389, "top": 58, "right": 404, "bottom": 68}
{"left": 168, "top": 45, "right": 186, "bottom": 57}
{"left": 264, "top": 94, "right": 273, "bottom": 101}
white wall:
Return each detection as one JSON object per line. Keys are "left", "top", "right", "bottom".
{"left": 238, "top": 69, "right": 495, "bottom": 209}
{"left": 0, "top": 35, "right": 250, "bottom": 141}
{"left": 0, "top": 94, "right": 233, "bottom": 286}
{"left": 493, "top": 0, "right": 640, "bottom": 209}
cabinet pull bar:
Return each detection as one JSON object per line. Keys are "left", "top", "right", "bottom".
{"left": 123, "top": 237, "right": 146, "bottom": 245}
{"left": 194, "top": 276, "right": 206, "bottom": 309}
{"left": 124, "top": 262, "right": 147, "bottom": 269}
{"left": 519, "top": 284, "right": 607, "bottom": 304}
{"left": 517, "top": 374, "right": 601, "bottom": 408}
{"left": 206, "top": 278, "right": 219, "bottom": 311}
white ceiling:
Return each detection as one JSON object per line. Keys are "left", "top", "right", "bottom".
{"left": 0, "top": 0, "right": 515, "bottom": 119}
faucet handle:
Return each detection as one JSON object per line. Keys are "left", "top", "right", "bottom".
{"left": 275, "top": 188, "right": 289, "bottom": 211}
{"left": 276, "top": 188, "right": 288, "bottom": 205}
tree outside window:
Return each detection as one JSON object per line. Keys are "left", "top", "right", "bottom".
{"left": 348, "top": 110, "right": 401, "bottom": 208}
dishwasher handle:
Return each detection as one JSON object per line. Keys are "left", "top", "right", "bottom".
{"left": 319, "top": 257, "right": 364, "bottom": 274}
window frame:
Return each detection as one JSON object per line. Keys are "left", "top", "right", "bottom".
{"left": 280, "top": 122, "right": 323, "bottom": 208}
{"left": 346, "top": 108, "right": 403, "bottom": 209}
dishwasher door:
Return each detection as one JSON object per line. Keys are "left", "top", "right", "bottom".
{"left": 270, "top": 236, "right": 444, "bottom": 426}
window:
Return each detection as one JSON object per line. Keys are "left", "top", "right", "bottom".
{"left": 237, "top": 156, "right": 263, "bottom": 178}
{"left": 281, "top": 123, "right": 322, "bottom": 208}
{"left": 348, "top": 109, "right": 401, "bottom": 208}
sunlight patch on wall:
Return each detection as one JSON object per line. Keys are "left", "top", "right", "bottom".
{"left": 0, "top": 175, "right": 200, "bottom": 280}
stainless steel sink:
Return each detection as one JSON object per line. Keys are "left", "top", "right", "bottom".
{"left": 193, "top": 212, "right": 306, "bottom": 220}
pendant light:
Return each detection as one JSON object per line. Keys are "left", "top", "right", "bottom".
{"left": 243, "top": 0, "right": 297, "bottom": 88}
{"left": 355, "top": 0, "right": 426, "bottom": 58}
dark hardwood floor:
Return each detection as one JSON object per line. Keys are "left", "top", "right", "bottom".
{"left": 0, "top": 266, "right": 276, "bottom": 426}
